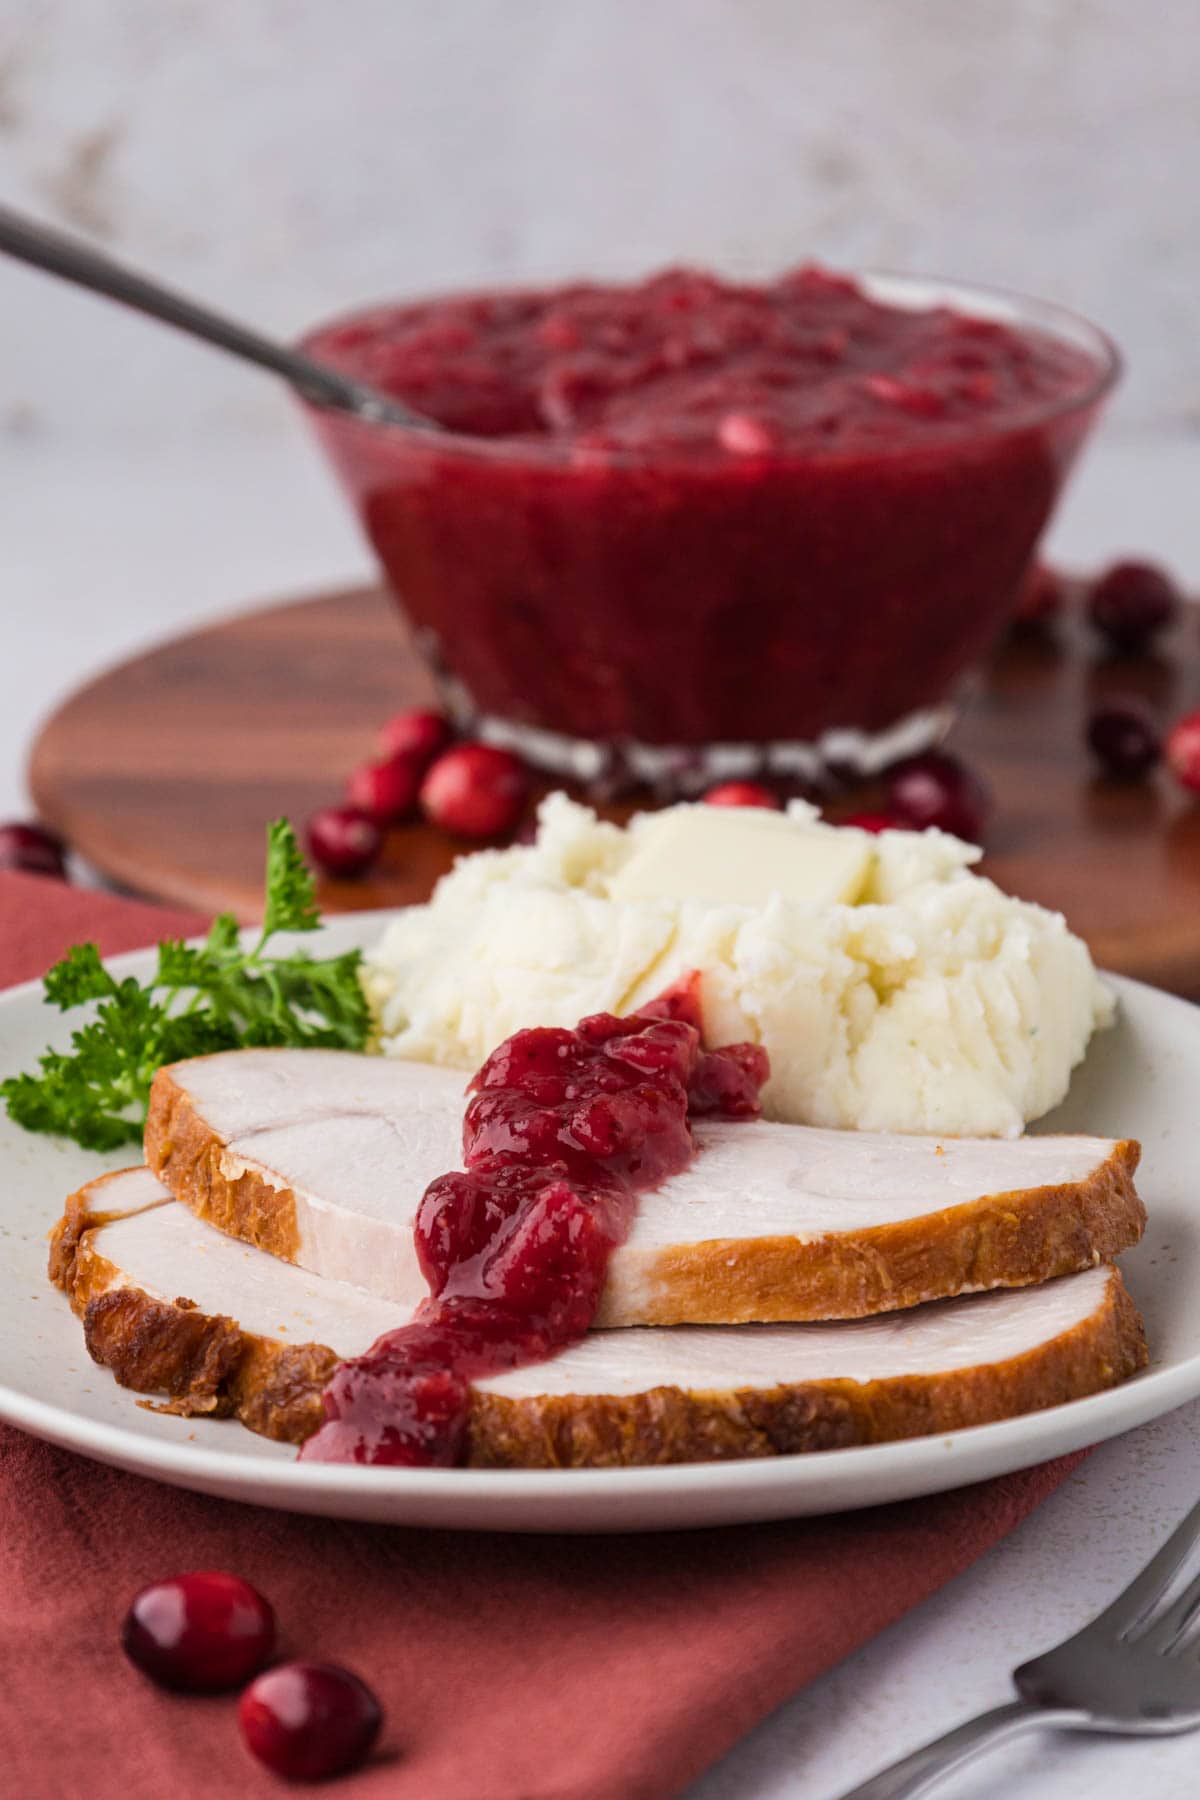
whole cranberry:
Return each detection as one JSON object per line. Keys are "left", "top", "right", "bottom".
{"left": 1166, "top": 710, "right": 1200, "bottom": 797}
{"left": 239, "top": 1662, "right": 383, "bottom": 1782}
{"left": 1012, "top": 563, "right": 1066, "bottom": 629}
{"left": 884, "top": 751, "right": 991, "bottom": 842}
{"left": 346, "top": 752, "right": 423, "bottom": 824}
{"left": 306, "top": 805, "right": 383, "bottom": 878}
{"left": 701, "top": 781, "right": 782, "bottom": 810}
{"left": 1088, "top": 560, "right": 1181, "bottom": 652}
{"left": 0, "top": 820, "right": 67, "bottom": 878}
{"left": 379, "top": 707, "right": 453, "bottom": 767}
{"left": 717, "top": 412, "right": 776, "bottom": 456}
{"left": 420, "top": 744, "right": 529, "bottom": 838}
{"left": 1085, "top": 697, "right": 1161, "bottom": 780}
{"left": 121, "top": 1571, "right": 274, "bottom": 1692}
{"left": 842, "top": 811, "right": 901, "bottom": 833}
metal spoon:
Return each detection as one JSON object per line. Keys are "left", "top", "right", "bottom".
{"left": 0, "top": 200, "right": 433, "bottom": 431}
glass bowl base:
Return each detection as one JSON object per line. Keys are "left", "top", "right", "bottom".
{"left": 437, "top": 672, "right": 953, "bottom": 799}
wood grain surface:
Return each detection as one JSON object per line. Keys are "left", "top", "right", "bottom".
{"left": 28, "top": 585, "right": 1200, "bottom": 996}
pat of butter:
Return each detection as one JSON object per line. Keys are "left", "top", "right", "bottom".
{"left": 608, "top": 809, "right": 872, "bottom": 908}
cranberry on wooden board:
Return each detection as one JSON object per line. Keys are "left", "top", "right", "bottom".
{"left": 419, "top": 743, "right": 529, "bottom": 838}
{"left": 239, "top": 1662, "right": 383, "bottom": 1782}
{"left": 1087, "top": 560, "right": 1181, "bottom": 652}
{"left": 346, "top": 751, "right": 423, "bottom": 824}
{"left": 884, "top": 750, "right": 991, "bottom": 843}
{"left": 701, "top": 781, "right": 781, "bottom": 809}
{"left": 1012, "top": 562, "right": 1066, "bottom": 629}
{"left": 121, "top": 1571, "right": 274, "bottom": 1692}
{"left": 1085, "top": 698, "right": 1162, "bottom": 780}
{"left": 306, "top": 806, "right": 383, "bottom": 878}
{"left": 378, "top": 706, "right": 452, "bottom": 766}
{"left": 1166, "top": 710, "right": 1200, "bottom": 797}
{"left": 0, "top": 821, "right": 67, "bottom": 878}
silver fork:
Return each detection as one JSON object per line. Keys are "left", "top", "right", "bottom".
{"left": 838, "top": 1497, "right": 1200, "bottom": 1798}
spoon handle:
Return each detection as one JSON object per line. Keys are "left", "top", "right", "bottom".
{"left": 0, "top": 201, "right": 426, "bottom": 428}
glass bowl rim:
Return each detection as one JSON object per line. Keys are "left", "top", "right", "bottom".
{"left": 298, "top": 266, "right": 1122, "bottom": 469}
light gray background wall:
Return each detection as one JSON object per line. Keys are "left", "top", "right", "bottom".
{"left": 1, "top": 0, "right": 1197, "bottom": 450}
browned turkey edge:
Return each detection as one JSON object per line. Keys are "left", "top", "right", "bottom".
{"left": 144, "top": 1061, "right": 1148, "bottom": 1326}
{"left": 50, "top": 1182, "right": 1149, "bottom": 1470}
{"left": 146, "top": 1067, "right": 302, "bottom": 1262}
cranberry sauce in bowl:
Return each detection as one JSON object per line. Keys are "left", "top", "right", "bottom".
{"left": 303, "top": 267, "right": 1116, "bottom": 786}
{"left": 301, "top": 982, "right": 767, "bottom": 1466}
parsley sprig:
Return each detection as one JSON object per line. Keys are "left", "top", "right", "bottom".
{"left": 1, "top": 820, "right": 369, "bottom": 1151}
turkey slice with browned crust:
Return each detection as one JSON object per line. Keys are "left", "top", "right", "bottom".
{"left": 51, "top": 1168, "right": 1148, "bottom": 1469}
{"left": 144, "top": 1049, "right": 1145, "bottom": 1326}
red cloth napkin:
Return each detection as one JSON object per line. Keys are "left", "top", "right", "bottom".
{"left": 0, "top": 871, "right": 1085, "bottom": 1800}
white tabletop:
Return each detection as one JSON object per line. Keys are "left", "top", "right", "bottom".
{"left": 4, "top": 423, "right": 1200, "bottom": 1799}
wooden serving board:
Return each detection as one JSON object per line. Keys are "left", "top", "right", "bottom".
{"left": 29, "top": 585, "right": 1200, "bottom": 996}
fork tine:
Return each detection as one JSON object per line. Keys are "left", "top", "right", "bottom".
{"left": 1137, "top": 1568, "right": 1200, "bottom": 1656}
{"left": 1087, "top": 1498, "right": 1200, "bottom": 1641}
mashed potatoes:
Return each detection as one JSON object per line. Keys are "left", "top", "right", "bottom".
{"left": 364, "top": 795, "right": 1113, "bottom": 1137}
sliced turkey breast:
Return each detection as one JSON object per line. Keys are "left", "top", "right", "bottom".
{"left": 51, "top": 1169, "right": 1147, "bottom": 1468}
{"left": 144, "top": 1049, "right": 1144, "bottom": 1325}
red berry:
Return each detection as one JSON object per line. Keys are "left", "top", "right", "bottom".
{"left": 346, "top": 752, "right": 423, "bottom": 824}
{"left": 239, "top": 1662, "right": 382, "bottom": 1781}
{"left": 1085, "top": 697, "right": 1161, "bottom": 780}
{"left": 701, "top": 781, "right": 782, "bottom": 810}
{"left": 306, "top": 805, "right": 383, "bottom": 877}
{"left": 121, "top": 1572, "right": 274, "bottom": 1693}
{"left": 1012, "top": 563, "right": 1065, "bottom": 628}
{"left": 379, "top": 707, "right": 452, "bottom": 766}
{"left": 717, "top": 412, "right": 775, "bottom": 456}
{"left": 420, "top": 744, "right": 529, "bottom": 838}
{"left": 842, "top": 811, "right": 901, "bottom": 833}
{"left": 1088, "top": 560, "right": 1181, "bottom": 652}
{"left": 0, "top": 820, "right": 67, "bottom": 878}
{"left": 884, "top": 751, "right": 991, "bottom": 842}
{"left": 1166, "top": 710, "right": 1200, "bottom": 797}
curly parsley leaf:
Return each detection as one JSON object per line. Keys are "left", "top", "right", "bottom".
{"left": 43, "top": 942, "right": 119, "bottom": 1010}
{"left": 203, "top": 912, "right": 243, "bottom": 962}
{"left": 1, "top": 819, "right": 368, "bottom": 1149}
{"left": 154, "top": 939, "right": 211, "bottom": 989}
{"left": 260, "top": 816, "right": 322, "bottom": 938}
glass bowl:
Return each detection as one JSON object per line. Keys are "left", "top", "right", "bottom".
{"left": 300, "top": 272, "right": 1119, "bottom": 788}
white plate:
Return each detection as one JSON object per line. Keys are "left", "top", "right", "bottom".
{"left": 0, "top": 912, "right": 1196, "bottom": 1533}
